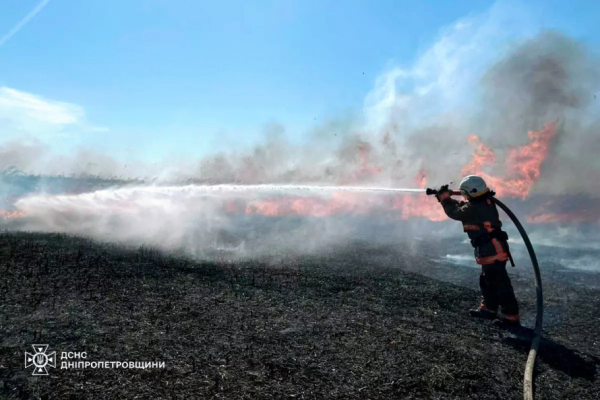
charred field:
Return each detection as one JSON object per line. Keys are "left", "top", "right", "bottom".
{"left": 0, "top": 231, "right": 599, "bottom": 399}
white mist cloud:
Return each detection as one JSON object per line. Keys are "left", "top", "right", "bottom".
{"left": 0, "top": 87, "right": 83, "bottom": 126}
{"left": 363, "top": 1, "right": 538, "bottom": 135}
{"left": 0, "top": 87, "right": 112, "bottom": 173}
{"left": 0, "top": 86, "right": 109, "bottom": 142}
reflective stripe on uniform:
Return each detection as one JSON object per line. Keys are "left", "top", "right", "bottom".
{"left": 491, "top": 238, "right": 504, "bottom": 254}
{"left": 500, "top": 313, "right": 520, "bottom": 322}
{"left": 463, "top": 223, "right": 480, "bottom": 231}
{"left": 476, "top": 253, "right": 509, "bottom": 265}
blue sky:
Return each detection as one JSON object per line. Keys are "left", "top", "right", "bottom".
{"left": 0, "top": 0, "right": 598, "bottom": 166}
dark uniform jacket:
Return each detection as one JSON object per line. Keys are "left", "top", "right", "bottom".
{"left": 441, "top": 194, "right": 510, "bottom": 265}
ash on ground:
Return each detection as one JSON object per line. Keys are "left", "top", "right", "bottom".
{"left": 0, "top": 232, "right": 598, "bottom": 399}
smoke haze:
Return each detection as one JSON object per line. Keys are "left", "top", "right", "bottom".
{"left": 2, "top": 2, "right": 600, "bottom": 265}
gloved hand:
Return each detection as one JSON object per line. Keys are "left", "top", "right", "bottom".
{"left": 435, "top": 184, "right": 452, "bottom": 202}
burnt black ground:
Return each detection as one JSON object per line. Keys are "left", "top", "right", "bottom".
{"left": 0, "top": 232, "right": 598, "bottom": 399}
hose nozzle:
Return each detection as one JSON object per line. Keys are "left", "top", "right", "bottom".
{"left": 425, "top": 188, "right": 462, "bottom": 196}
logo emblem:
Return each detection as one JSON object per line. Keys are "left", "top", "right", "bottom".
{"left": 25, "top": 344, "right": 56, "bottom": 376}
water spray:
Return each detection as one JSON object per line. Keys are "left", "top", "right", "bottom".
{"left": 195, "top": 184, "right": 427, "bottom": 193}
{"left": 18, "top": 184, "right": 426, "bottom": 202}
{"left": 426, "top": 187, "right": 543, "bottom": 400}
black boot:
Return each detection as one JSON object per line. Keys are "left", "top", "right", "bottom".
{"left": 493, "top": 314, "right": 521, "bottom": 327}
{"left": 469, "top": 305, "right": 498, "bottom": 320}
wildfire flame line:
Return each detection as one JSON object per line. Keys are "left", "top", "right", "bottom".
{"left": 0, "top": 210, "right": 26, "bottom": 219}
{"left": 5, "top": 121, "right": 597, "bottom": 224}
{"left": 462, "top": 121, "right": 559, "bottom": 199}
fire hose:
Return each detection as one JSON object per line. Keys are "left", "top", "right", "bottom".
{"left": 425, "top": 189, "right": 543, "bottom": 400}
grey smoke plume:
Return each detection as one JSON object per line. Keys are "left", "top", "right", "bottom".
{"left": 482, "top": 31, "right": 598, "bottom": 127}
{"left": 476, "top": 31, "right": 600, "bottom": 194}
{"left": 0, "top": 140, "right": 47, "bottom": 172}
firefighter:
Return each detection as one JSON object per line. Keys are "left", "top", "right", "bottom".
{"left": 436, "top": 175, "right": 520, "bottom": 326}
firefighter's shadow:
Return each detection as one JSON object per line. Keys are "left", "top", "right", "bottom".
{"left": 502, "top": 328, "right": 597, "bottom": 381}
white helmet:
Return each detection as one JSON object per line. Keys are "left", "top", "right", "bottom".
{"left": 459, "top": 175, "right": 489, "bottom": 198}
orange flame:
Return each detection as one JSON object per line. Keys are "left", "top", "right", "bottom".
{"left": 526, "top": 208, "right": 600, "bottom": 224}
{"left": 527, "top": 212, "right": 585, "bottom": 224}
{"left": 462, "top": 121, "right": 558, "bottom": 199}
{"left": 242, "top": 122, "right": 560, "bottom": 221}
{"left": 526, "top": 197, "right": 600, "bottom": 224}
{"left": 245, "top": 192, "right": 370, "bottom": 218}
{"left": 243, "top": 169, "right": 446, "bottom": 221}
{"left": 390, "top": 168, "right": 447, "bottom": 221}
{"left": 462, "top": 135, "right": 496, "bottom": 173}
{"left": 354, "top": 142, "right": 383, "bottom": 181}
{"left": 0, "top": 209, "right": 26, "bottom": 219}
